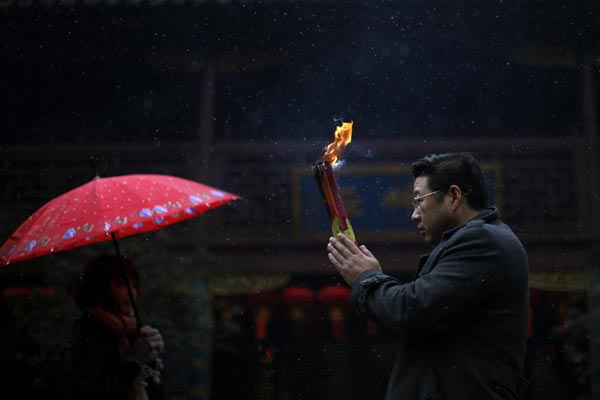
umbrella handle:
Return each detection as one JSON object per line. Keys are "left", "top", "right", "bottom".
{"left": 111, "top": 232, "right": 143, "bottom": 330}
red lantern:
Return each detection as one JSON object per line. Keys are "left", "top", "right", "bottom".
{"left": 318, "top": 286, "right": 351, "bottom": 341}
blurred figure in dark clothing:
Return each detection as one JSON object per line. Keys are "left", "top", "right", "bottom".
{"left": 61, "top": 254, "right": 166, "bottom": 400}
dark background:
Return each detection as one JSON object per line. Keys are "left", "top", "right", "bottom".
{"left": 1, "top": 0, "right": 599, "bottom": 399}
{"left": 3, "top": 0, "right": 596, "bottom": 145}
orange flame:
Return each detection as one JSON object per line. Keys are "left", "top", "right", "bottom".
{"left": 321, "top": 121, "right": 353, "bottom": 165}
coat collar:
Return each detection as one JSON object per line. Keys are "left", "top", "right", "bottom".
{"left": 439, "top": 206, "right": 499, "bottom": 242}
{"left": 415, "top": 207, "right": 499, "bottom": 277}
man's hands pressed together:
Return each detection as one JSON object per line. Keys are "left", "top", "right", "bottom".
{"left": 327, "top": 233, "right": 382, "bottom": 286}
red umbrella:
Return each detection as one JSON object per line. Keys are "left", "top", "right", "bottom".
{"left": 0, "top": 174, "right": 240, "bottom": 265}
{"left": 0, "top": 174, "right": 240, "bottom": 324}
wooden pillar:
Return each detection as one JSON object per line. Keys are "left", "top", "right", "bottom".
{"left": 581, "top": 53, "right": 600, "bottom": 400}
{"left": 196, "top": 55, "right": 217, "bottom": 184}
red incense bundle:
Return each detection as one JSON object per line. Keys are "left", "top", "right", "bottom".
{"left": 313, "top": 120, "right": 356, "bottom": 240}
{"left": 313, "top": 161, "right": 356, "bottom": 242}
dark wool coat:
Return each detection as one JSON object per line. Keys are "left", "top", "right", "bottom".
{"left": 61, "top": 313, "right": 165, "bottom": 400}
{"left": 351, "top": 207, "right": 529, "bottom": 400}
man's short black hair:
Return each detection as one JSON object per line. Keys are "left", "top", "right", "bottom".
{"left": 412, "top": 152, "right": 488, "bottom": 210}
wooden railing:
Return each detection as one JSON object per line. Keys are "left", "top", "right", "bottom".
{"left": 1, "top": 136, "right": 598, "bottom": 273}
{"left": 211, "top": 136, "right": 596, "bottom": 241}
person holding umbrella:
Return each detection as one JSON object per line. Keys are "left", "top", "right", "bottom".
{"left": 0, "top": 173, "right": 239, "bottom": 398}
{"left": 61, "top": 254, "right": 166, "bottom": 400}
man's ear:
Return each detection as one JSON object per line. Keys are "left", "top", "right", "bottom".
{"left": 448, "top": 184, "right": 463, "bottom": 210}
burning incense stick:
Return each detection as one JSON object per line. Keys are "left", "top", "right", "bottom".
{"left": 313, "top": 121, "right": 356, "bottom": 242}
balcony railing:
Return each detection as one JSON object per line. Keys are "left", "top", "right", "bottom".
{"left": 1, "top": 136, "right": 596, "bottom": 249}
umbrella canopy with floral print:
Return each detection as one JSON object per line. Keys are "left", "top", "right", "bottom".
{"left": 0, "top": 174, "right": 240, "bottom": 266}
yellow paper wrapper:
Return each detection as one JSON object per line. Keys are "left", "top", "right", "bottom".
{"left": 331, "top": 216, "right": 356, "bottom": 242}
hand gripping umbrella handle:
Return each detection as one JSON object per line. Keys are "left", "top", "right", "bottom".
{"left": 111, "top": 232, "right": 143, "bottom": 329}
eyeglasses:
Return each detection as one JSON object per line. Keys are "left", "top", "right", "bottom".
{"left": 413, "top": 190, "right": 443, "bottom": 211}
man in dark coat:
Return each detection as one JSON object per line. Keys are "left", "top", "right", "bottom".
{"left": 327, "top": 152, "right": 529, "bottom": 400}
